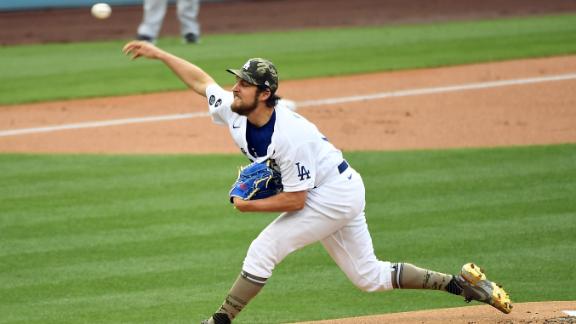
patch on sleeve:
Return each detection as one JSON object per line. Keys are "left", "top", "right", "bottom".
{"left": 295, "top": 162, "right": 311, "bottom": 181}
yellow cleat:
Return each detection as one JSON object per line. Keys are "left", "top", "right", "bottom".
{"left": 457, "top": 263, "right": 513, "bottom": 314}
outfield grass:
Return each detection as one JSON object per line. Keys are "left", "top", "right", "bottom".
{"left": 1, "top": 144, "right": 575, "bottom": 323}
{"left": 1, "top": 14, "right": 576, "bottom": 105}
{"left": 1, "top": 11, "right": 575, "bottom": 324}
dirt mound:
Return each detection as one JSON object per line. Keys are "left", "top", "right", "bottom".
{"left": 296, "top": 301, "right": 576, "bottom": 324}
{"left": 2, "top": 55, "right": 575, "bottom": 154}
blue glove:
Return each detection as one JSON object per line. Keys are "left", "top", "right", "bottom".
{"left": 229, "top": 160, "right": 283, "bottom": 203}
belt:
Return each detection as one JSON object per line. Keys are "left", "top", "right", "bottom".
{"left": 338, "top": 160, "right": 349, "bottom": 174}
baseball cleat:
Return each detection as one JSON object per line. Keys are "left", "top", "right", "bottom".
{"left": 456, "top": 263, "right": 512, "bottom": 314}
{"left": 135, "top": 34, "right": 155, "bottom": 43}
{"left": 184, "top": 32, "right": 200, "bottom": 44}
{"left": 201, "top": 313, "right": 231, "bottom": 324}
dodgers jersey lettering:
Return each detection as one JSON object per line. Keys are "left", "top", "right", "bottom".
{"left": 206, "top": 83, "right": 345, "bottom": 192}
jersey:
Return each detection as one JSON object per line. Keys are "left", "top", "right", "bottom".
{"left": 206, "top": 83, "right": 345, "bottom": 193}
{"left": 205, "top": 83, "right": 393, "bottom": 291}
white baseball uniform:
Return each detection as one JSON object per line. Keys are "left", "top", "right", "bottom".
{"left": 137, "top": 0, "right": 200, "bottom": 39}
{"left": 206, "top": 84, "right": 394, "bottom": 292}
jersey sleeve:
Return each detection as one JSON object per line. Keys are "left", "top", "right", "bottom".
{"left": 279, "top": 142, "right": 316, "bottom": 192}
{"left": 206, "top": 83, "right": 235, "bottom": 126}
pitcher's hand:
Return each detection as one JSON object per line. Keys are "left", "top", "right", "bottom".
{"left": 122, "top": 41, "right": 165, "bottom": 60}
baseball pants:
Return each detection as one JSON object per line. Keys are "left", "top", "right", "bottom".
{"left": 138, "top": 0, "right": 200, "bottom": 39}
{"left": 242, "top": 167, "right": 394, "bottom": 292}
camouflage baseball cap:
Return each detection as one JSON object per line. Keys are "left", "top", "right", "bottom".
{"left": 226, "top": 58, "right": 279, "bottom": 92}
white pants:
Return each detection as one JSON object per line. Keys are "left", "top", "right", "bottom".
{"left": 137, "top": 0, "right": 200, "bottom": 38}
{"left": 242, "top": 167, "right": 393, "bottom": 292}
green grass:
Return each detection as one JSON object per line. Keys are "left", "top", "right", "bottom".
{"left": 1, "top": 11, "right": 575, "bottom": 323}
{"left": 1, "top": 14, "right": 576, "bottom": 105}
{"left": 1, "top": 144, "right": 575, "bottom": 323}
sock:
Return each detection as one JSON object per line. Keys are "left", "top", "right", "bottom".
{"left": 210, "top": 270, "right": 266, "bottom": 323}
{"left": 391, "top": 263, "right": 454, "bottom": 291}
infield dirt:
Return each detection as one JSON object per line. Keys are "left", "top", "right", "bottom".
{"left": 1, "top": 1, "right": 575, "bottom": 323}
{"left": 295, "top": 301, "right": 576, "bottom": 324}
{"left": 1, "top": 55, "right": 575, "bottom": 154}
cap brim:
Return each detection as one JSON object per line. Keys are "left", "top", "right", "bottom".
{"left": 226, "top": 68, "right": 263, "bottom": 88}
{"left": 227, "top": 69, "right": 251, "bottom": 82}
{"left": 226, "top": 68, "right": 241, "bottom": 77}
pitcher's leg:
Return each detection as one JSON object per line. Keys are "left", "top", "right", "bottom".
{"left": 391, "top": 262, "right": 453, "bottom": 290}
{"left": 202, "top": 271, "right": 266, "bottom": 324}
{"left": 392, "top": 262, "right": 512, "bottom": 314}
{"left": 320, "top": 213, "right": 462, "bottom": 293}
{"left": 243, "top": 209, "right": 350, "bottom": 278}
{"left": 321, "top": 213, "right": 394, "bottom": 292}
{"left": 204, "top": 208, "right": 350, "bottom": 323}
{"left": 320, "top": 215, "right": 512, "bottom": 313}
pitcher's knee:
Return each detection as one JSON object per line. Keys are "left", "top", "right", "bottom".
{"left": 242, "top": 233, "right": 283, "bottom": 278}
{"left": 352, "top": 278, "right": 379, "bottom": 292}
{"left": 348, "top": 261, "right": 394, "bottom": 292}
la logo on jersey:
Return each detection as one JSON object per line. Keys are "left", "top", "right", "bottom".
{"left": 295, "top": 162, "right": 311, "bottom": 181}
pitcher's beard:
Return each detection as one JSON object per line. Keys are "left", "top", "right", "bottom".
{"left": 231, "top": 96, "right": 258, "bottom": 116}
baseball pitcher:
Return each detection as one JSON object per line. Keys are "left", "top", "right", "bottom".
{"left": 122, "top": 41, "right": 512, "bottom": 324}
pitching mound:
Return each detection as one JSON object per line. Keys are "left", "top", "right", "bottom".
{"left": 296, "top": 301, "right": 576, "bottom": 323}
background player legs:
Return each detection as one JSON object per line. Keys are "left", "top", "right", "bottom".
{"left": 177, "top": 0, "right": 201, "bottom": 41}
{"left": 137, "top": 0, "right": 169, "bottom": 41}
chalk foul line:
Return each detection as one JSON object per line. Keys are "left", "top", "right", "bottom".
{"left": 1, "top": 73, "right": 575, "bottom": 138}
{"left": 296, "top": 72, "right": 576, "bottom": 107}
{"left": 0, "top": 112, "right": 210, "bottom": 137}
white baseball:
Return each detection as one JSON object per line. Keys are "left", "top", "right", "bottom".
{"left": 91, "top": 3, "right": 112, "bottom": 19}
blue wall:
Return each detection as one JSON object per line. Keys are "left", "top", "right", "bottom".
{"left": 0, "top": 0, "right": 164, "bottom": 11}
{"left": 0, "top": 0, "right": 226, "bottom": 12}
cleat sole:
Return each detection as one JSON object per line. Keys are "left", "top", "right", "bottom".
{"left": 461, "top": 263, "right": 486, "bottom": 285}
{"left": 460, "top": 263, "right": 513, "bottom": 314}
{"left": 490, "top": 283, "right": 513, "bottom": 314}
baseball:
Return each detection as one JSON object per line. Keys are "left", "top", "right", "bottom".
{"left": 91, "top": 3, "right": 111, "bottom": 19}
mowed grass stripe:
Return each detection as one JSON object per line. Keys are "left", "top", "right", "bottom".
{"left": 1, "top": 14, "right": 576, "bottom": 104}
{"left": 2, "top": 286, "right": 221, "bottom": 324}
{"left": 0, "top": 251, "right": 233, "bottom": 289}
{"left": 2, "top": 152, "right": 572, "bottom": 253}
{"left": 1, "top": 144, "right": 575, "bottom": 323}
{"left": 1, "top": 252, "right": 241, "bottom": 304}
{"left": 1, "top": 201, "right": 571, "bottom": 290}
{"left": 2, "top": 168, "right": 572, "bottom": 255}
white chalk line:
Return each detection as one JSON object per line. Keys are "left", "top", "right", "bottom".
{"left": 0, "top": 112, "right": 210, "bottom": 137}
{"left": 297, "top": 73, "right": 576, "bottom": 107}
{"left": 1, "top": 73, "right": 575, "bottom": 138}
{"left": 563, "top": 310, "right": 576, "bottom": 317}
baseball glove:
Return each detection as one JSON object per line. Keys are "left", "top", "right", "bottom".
{"left": 229, "top": 160, "right": 283, "bottom": 202}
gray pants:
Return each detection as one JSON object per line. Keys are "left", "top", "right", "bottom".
{"left": 137, "top": 0, "right": 200, "bottom": 39}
